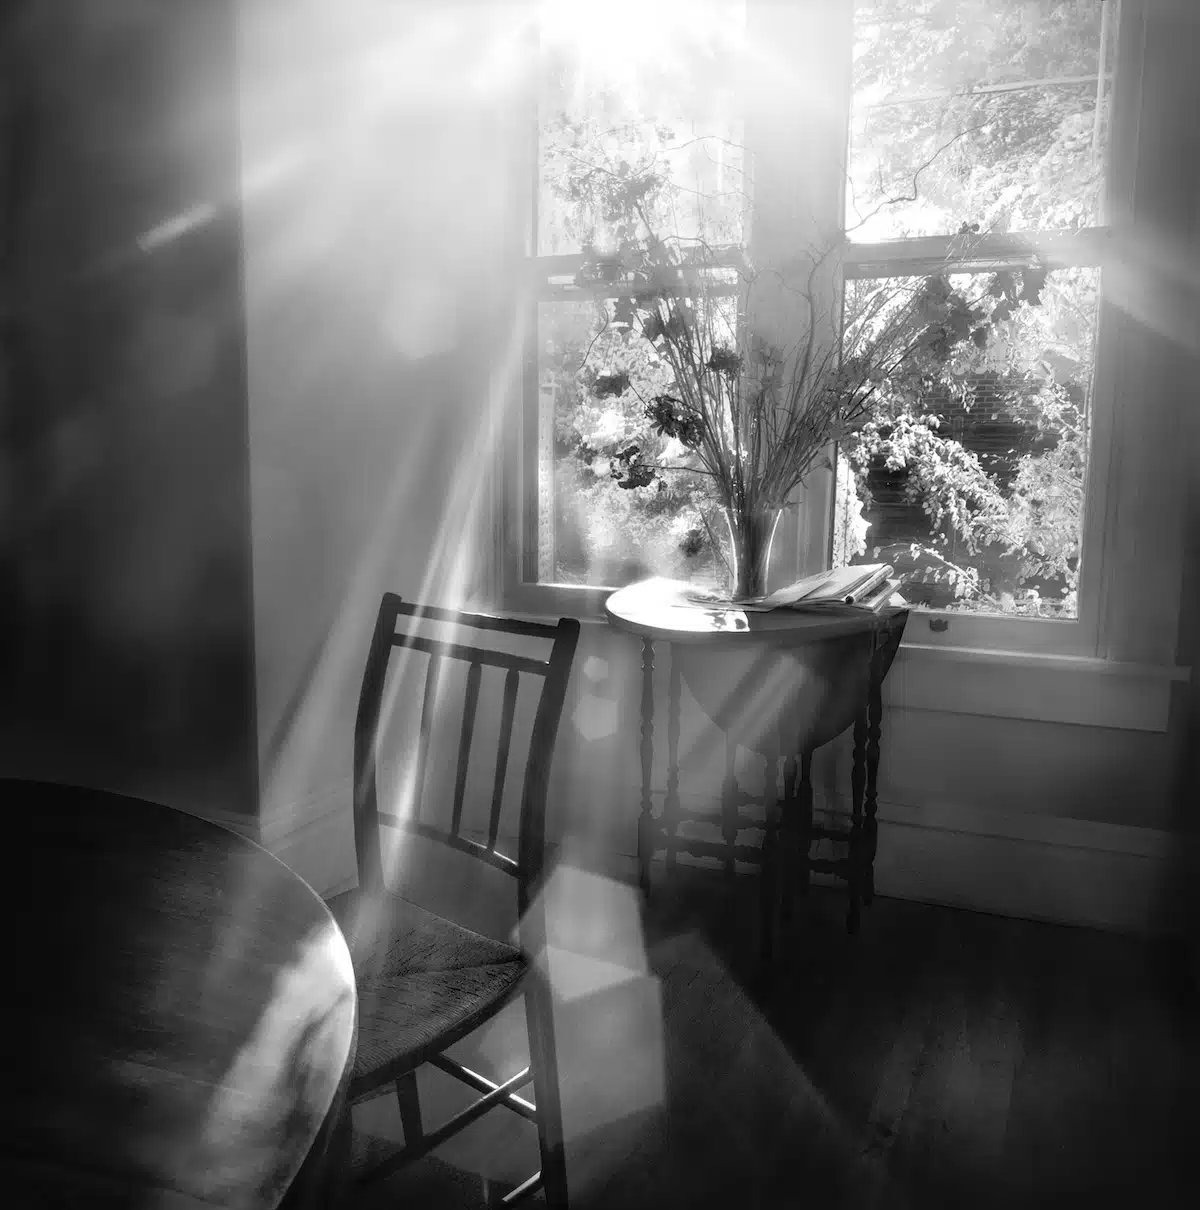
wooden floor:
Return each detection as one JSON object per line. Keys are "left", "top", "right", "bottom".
{"left": 348, "top": 865, "right": 1200, "bottom": 1209}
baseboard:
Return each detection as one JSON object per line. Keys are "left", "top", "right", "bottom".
{"left": 662, "top": 788, "right": 1190, "bottom": 936}
{"left": 259, "top": 782, "right": 358, "bottom": 899}
{"left": 258, "top": 784, "right": 1192, "bottom": 936}
{"left": 851, "top": 796, "right": 1189, "bottom": 936}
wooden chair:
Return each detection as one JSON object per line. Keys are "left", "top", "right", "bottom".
{"left": 327, "top": 593, "right": 580, "bottom": 1207}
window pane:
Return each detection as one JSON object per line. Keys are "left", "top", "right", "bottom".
{"left": 537, "top": 300, "right": 728, "bottom": 588}
{"left": 537, "top": 0, "right": 746, "bottom": 257}
{"left": 833, "top": 266, "right": 1098, "bottom": 619}
{"left": 848, "top": 0, "right": 1117, "bottom": 241}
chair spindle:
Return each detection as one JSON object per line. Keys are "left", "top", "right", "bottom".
{"left": 450, "top": 662, "right": 482, "bottom": 836}
{"left": 489, "top": 667, "right": 520, "bottom": 851}
{"left": 413, "top": 653, "right": 442, "bottom": 822}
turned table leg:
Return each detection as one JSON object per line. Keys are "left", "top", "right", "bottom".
{"left": 637, "top": 637, "right": 657, "bottom": 894}
{"left": 848, "top": 703, "right": 868, "bottom": 934}
{"left": 664, "top": 646, "right": 682, "bottom": 874}
{"left": 796, "top": 750, "right": 813, "bottom": 907}
{"left": 779, "top": 748, "right": 799, "bottom": 925}
{"left": 759, "top": 737, "right": 782, "bottom": 968}
{"left": 863, "top": 639, "right": 884, "bottom": 907}
{"left": 721, "top": 732, "right": 739, "bottom": 880}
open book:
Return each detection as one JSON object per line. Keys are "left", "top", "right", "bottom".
{"left": 743, "top": 564, "right": 902, "bottom": 614}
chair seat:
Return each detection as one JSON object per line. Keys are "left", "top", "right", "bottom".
{"left": 328, "top": 890, "right": 527, "bottom": 1092}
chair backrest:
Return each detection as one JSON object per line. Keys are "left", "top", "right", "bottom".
{"left": 353, "top": 593, "right": 580, "bottom": 917}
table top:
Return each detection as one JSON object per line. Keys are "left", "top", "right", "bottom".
{"left": 6, "top": 779, "right": 357, "bottom": 1210}
{"left": 605, "top": 576, "right": 907, "bottom": 645}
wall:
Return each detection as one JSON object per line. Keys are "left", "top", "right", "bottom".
{"left": 237, "top": 1, "right": 528, "bottom": 839}
{"left": 0, "top": 0, "right": 257, "bottom": 816}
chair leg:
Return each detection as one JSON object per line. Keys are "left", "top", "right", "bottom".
{"left": 312, "top": 1103, "right": 353, "bottom": 1210}
{"left": 480, "top": 1176, "right": 516, "bottom": 1206}
{"left": 395, "top": 1070, "right": 424, "bottom": 1147}
{"left": 278, "top": 1093, "right": 352, "bottom": 1210}
{"left": 524, "top": 974, "right": 569, "bottom": 1208}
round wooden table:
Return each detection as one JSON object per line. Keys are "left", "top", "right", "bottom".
{"left": 6, "top": 780, "right": 357, "bottom": 1209}
{"left": 605, "top": 577, "right": 908, "bottom": 945}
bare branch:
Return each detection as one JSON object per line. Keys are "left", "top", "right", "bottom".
{"left": 845, "top": 120, "right": 991, "bottom": 236}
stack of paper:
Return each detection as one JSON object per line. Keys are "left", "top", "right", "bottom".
{"left": 758, "top": 564, "right": 903, "bottom": 613}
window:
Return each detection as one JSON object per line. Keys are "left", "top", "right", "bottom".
{"left": 507, "top": 0, "right": 1164, "bottom": 659}
{"left": 833, "top": 0, "right": 1122, "bottom": 640}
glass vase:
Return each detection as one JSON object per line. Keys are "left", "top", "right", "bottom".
{"left": 725, "top": 506, "right": 783, "bottom": 601}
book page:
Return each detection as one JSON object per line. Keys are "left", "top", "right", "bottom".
{"left": 763, "top": 564, "right": 891, "bottom": 608}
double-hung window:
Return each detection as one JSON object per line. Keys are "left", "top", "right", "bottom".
{"left": 506, "top": 0, "right": 1186, "bottom": 670}
{"left": 833, "top": 0, "right": 1132, "bottom": 655}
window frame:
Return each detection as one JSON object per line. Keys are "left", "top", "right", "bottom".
{"left": 837, "top": 0, "right": 1141, "bottom": 658}
{"left": 500, "top": 0, "right": 1160, "bottom": 663}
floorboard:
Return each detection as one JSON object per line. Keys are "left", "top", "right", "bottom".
{"left": 345, "top": 864, "right": 1200, "bottom": 1209}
